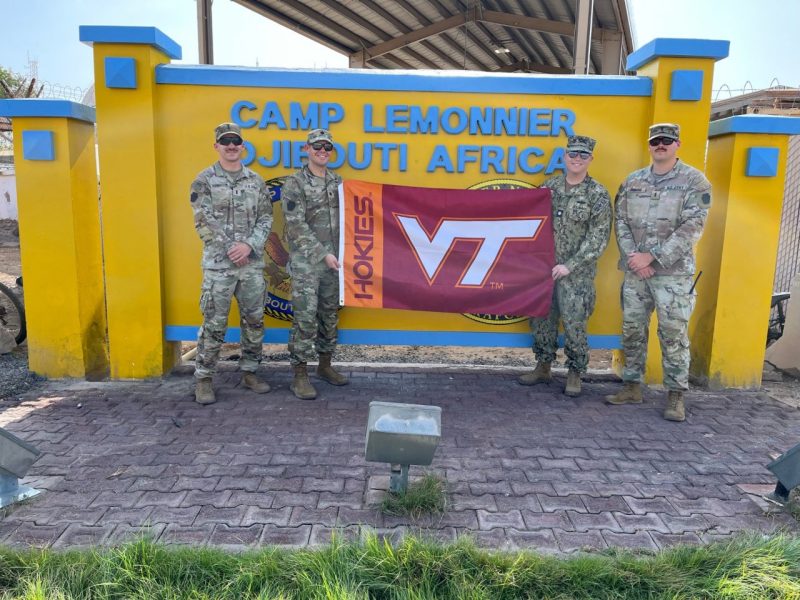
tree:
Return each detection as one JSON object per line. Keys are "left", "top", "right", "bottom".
{"left": 1, "top": 66, "right": 43, "bottom": 143}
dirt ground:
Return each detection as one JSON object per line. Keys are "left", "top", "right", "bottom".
{"left": 0, "top": 221, "right": 797, "bottom": 406}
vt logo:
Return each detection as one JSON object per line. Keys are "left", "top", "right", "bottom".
{"left": 394, "top": 215, "right": 545, "bottom": 286}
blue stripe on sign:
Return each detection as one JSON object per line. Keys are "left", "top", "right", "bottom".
{"left": 165, "top": 326, "right": 621, "bottom": 349}
{"left": 155, "top": 65, "right": 653, "bottom": 97}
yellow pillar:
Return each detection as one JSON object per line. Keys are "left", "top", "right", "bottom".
{"left": 615, "top": 39, "right": 729, "bottom": 383}
{"left": 80, "top": 26, "right": 183, "bottom": 378}
{"left": 694, "top": 115, "right": 800, "bottom": 388}
{"left": 0, "top": 100, "right": 108, "bottom": 378}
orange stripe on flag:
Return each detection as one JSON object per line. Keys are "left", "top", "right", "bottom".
{"left": 342, "top": 180, "right": 384, "bottom": 309}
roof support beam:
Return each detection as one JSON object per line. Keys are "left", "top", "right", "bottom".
{"left": 350, "top": 9, "right": 474, "bottom": 62}
{"left": 600, "top": 29, "right": 622, "bottom": 74}
{"left": 573, "top": 0, "right": 594, "bottom": 74}
{"left": 478, "top": 10, "right": 606, "bottom": 41}
{"left": 197, "top": 0, "right": 213, "bottom": 65}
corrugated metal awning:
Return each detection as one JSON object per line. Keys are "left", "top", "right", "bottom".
{"left": 222, "top": 0, "right": 633, "bottom": 75}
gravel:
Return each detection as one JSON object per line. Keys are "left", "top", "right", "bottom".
{"left": 0, "top": 348, "right": 45, "bottom": 401}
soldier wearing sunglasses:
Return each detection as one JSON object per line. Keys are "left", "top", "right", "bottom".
{"left": 606, "top": 123, "right": 712, "bottom": 422}
{"left": 519, "top": 135, "right": 611, "bottom": 397}
{"left": 281, "top": 128, "right": 349, "bottom": 400}
{"left": 190, "top": 122, "right": 274, "bottom": 405}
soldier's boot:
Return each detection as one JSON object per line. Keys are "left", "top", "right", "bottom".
{"left": 564, "top": 369, "right": 581, "bottom": 397}
{"left": 242, "top": 372, "right": 271, "bottom": 394}
{"left": 517, "top": 362, "right": 552, "bottom": 386}
{"left": 317, "top": 353, "right": 349, "bottom": 386}
{"left": 290, "top": 364, "right": 318, "bottom": 400}
{"left": 604, "top": 382, "right": 643, "bottom": 405}
{"left": 663, "top": 391, "right": 686, "bottom": 422}
{"left": 195, "top": 378, "right": 216, "bottom": 405}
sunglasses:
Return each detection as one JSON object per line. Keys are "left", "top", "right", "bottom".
{"left": 649, "top": 137, "right": 676, "bottom": 147}
{"left": 311, "top": 141, "right": 334, "bottom": 151}
{"left": 567, "top": 151, "right": 591, "bottom": 159}
{"left": 218, "top": 136, "right": 243, "bottom": 146}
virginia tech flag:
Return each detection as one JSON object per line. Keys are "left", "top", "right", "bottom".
{"left": 339, "top": 180, "right": 555, "bottom": 317}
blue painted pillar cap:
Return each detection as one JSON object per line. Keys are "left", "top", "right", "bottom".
{"left": 79, "top": 25, "right": 182, "bottom": 59}
{"left": 627, "top": 38, "right": 730, "bottom": 71}
{"left": 0, "top": 99, "right": 96, "bottom": 123}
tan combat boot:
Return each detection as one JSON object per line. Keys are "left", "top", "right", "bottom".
{"left": 604, "top": 382, "right": 642, "bottom": 405}
{"left": 242, "top": 372, "right": 271, "bottom": 394}
{"left": 564, "top": 369, "right": 581, "bottom": 397}
{"left": 195, "top": 378, "right": 216, "bottom": 405}
{"left": 663, "top": 391, "right": 686, "bottom": 422}
{"left": 518, "top": 362, "right": 552, "bottom": 386}
{"left": 290, "top": 363, "right": 318, "bottom": 400}
{"left": 317, "top": 353, "right": 349, "bottom": 386}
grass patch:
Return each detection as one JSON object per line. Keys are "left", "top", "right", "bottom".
{"left": 380, "top": 472, "right": 447, "bottom": 518}
{"left": 2, "top": 533, "right": 800, "bottom": 599}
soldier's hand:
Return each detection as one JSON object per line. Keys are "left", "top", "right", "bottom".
{"left": 635, "top": 265, "right": 656, "bottom": 279}
{"left": 552, "top": 264, "right": 570, "bottom": 280}
{"left": 627, "top": 252, "right": 654, "bottom": 271}
{"left": 324, "top": 254, "right": 340, "bottom": 270}
{"left": 228, "top": 242, "right": 252, "bottom": 263}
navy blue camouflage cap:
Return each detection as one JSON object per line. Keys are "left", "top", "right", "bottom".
{"left": 566, "top": 135, "right": 596, "bottom": 153}
{"left": 215, "top": 122, "right": 242, "bottom": 142}
{"left": 648, "top": 123, "right": 680, "bottom": 141}
{"left": 307, "top": 128, "right": 333, "bottom": 144}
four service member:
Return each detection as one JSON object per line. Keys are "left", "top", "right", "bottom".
{"left": 190, "top": 120, "right": 711, "bottom": 419}
{"left": 191, "top": 123, "right": 274, "bottom": 405}
{"left": 281, "top": 129, "right": 349, "bottom": 400}
{"left": 519, "top": 135, "right": 611, "bottom": 396}
{"left": 605, "top": 123, "right": 711, "bottom": 422}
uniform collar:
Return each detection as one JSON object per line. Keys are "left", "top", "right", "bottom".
{"left": 213, "top": 161, "right": 251, "bottom": 181}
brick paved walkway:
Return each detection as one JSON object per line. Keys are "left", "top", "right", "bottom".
{"left": 1, "top": 364, "right": 798, "bottom": 553}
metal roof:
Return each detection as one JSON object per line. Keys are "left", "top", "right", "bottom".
{"left": 228, "top": 0, "right": 634, "bottom": 75}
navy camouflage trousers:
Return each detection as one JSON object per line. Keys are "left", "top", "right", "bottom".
{"left": 529, "top": 274, "right": 596, "bottom": 373}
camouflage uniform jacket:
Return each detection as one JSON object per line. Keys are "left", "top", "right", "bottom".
{"left": 190, "top": 162, "right": 273, "bottom": 270}
{"left": 281, "top": 165, "right": 342, "bottom": 265}
{"left": 614, "top": 160, "right": 711, "bottom": 276}
{"left": 541, "top": 173, "right": 612, "bottom": 277}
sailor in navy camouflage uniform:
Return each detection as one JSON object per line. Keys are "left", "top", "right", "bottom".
{"left": 519, "top": 135, "right": 611, "bottom": 397}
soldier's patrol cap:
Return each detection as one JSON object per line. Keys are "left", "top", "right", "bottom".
{"left": 648, "top": 123, "right": 680, "bottom": 141}
{"left": 566, "top": 135, "right": 596, "bottom": 154}
{"left": 307, "top": 128, "right": 333, "bottom": 144}
{"left": 215, "top": 122, "right": 242, "bottom": 142}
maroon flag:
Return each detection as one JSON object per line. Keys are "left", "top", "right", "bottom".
{"left": 340, "top": 180, "right": 555, "bottom": 317}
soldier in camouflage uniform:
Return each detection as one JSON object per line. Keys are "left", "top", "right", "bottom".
{"left": 282, "top": 129, "right": 349, "bottom": 400}
{"left": 191, "top": 122, "right": 273, "bottom": 405}
{"left": 518, "top": 135, "right": 611, "bottom": 396}
{"left": 606, "top": 123, "right": 711, "bottom": 422}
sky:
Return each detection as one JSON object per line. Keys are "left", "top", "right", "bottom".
{"left": 1, "top": 0, "right": 798, "bottom": 100}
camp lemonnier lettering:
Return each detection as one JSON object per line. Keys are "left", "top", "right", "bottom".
{"left": 351, "top": 193, "right": 375, "bottom": 299}
{"left": 231, "top": 100, "right": 575, "bottom": 175}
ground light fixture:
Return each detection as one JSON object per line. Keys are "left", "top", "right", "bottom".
{"left": 0, "top": 426, "right": 41, "bottom": 508}
{"left": 365, "top": 401, "right": 441, "bottom": 494}
{"left": 766, "top": 442, "right": 800, "bottom": 504}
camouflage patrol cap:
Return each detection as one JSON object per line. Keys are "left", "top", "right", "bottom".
{"left": 307, "top": 128, "right": 333, "bottom": 144}
{"left": 215, "top": 122, "right": 242, "bottom": 142}
{"left": 648, "top": 123, "right": 680, "bottom": 141}
{"left": 566, "top": 135, "right": 596, "bottom": 154}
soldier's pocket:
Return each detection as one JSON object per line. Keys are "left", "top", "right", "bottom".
{"left": 199, "top": 282, "right": 216, "bottom": 320}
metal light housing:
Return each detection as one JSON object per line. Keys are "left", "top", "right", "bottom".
{"left": 365, "top": 401, "right": 441, "bottom": 493}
